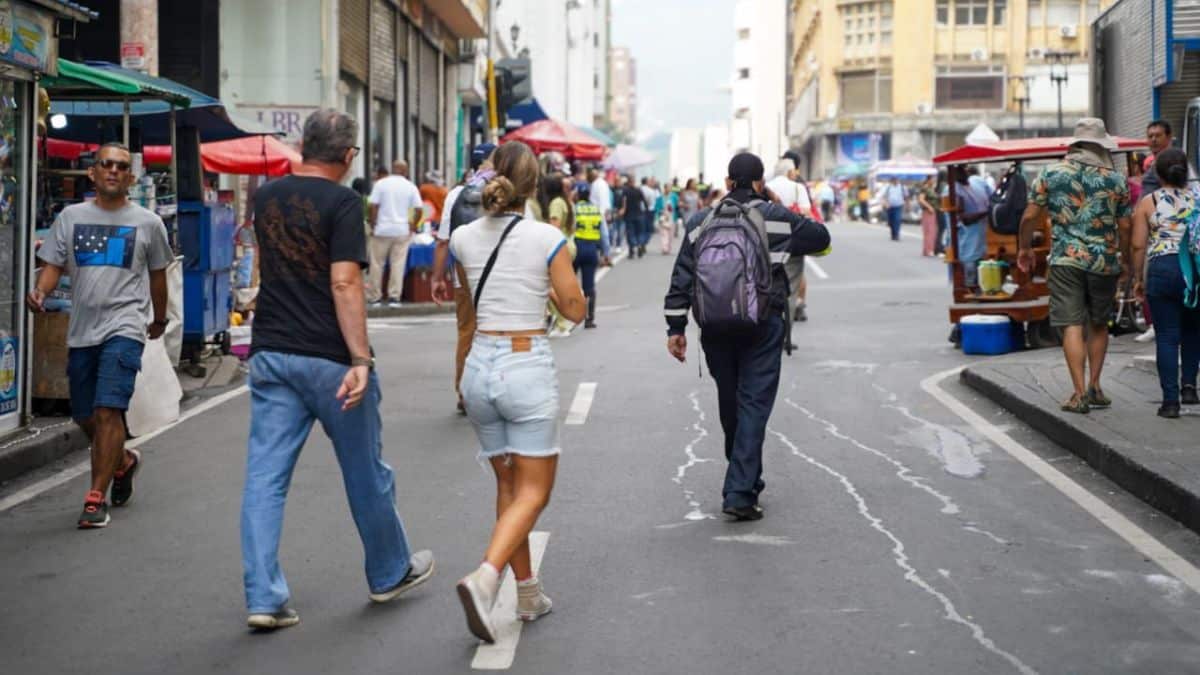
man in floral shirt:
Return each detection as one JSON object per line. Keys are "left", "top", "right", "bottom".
{"left": 1018, "top": 118, "right": 1133, "bottom": 414}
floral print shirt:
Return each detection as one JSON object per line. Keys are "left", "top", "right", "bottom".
{"left": 1030, "top": 160, "right": 1132, "bottom": 276}
{"left": 1148, "top": 187, "right": 1197, "bottom": 260}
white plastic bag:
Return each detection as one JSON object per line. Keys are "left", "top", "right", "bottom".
{"left": 126, "top": 338, "right": 183, "bottom": 438}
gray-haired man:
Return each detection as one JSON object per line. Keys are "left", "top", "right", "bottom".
{"left": 241, "top": 109, "right": 433, "bottom": 630}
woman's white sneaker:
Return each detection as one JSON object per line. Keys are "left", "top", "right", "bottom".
{"left": 456, "top": 565, "right": 499, "bottom": 643}
{"left": 516, "top": 577, "right": 553, "bottom": 621}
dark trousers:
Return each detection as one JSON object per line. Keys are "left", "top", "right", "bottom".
{"left": 574, "top": 239, "right": 599, "bottom": 296}
{"left": 1146, "top": 254, "right": 1200, "bottom": 403}
{"left": 701, "top": 315, "right": 785, "bottom": 509}
{"left": 886, "top": 207, "right": 903, "bottom": 240}
{"left": 935, "top": 212, "right": 948, "bottom": 254}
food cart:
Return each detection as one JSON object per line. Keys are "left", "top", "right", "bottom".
{"left": 933, "top": 136, "right": 1147, "bottom": 348}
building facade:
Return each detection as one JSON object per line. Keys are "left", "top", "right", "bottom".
{"left": 608, "top": 46, "right": 636, "bottom": 141}
{"left": 787, "top": 0, "right": 1111, "bottom": 178}
{"left": 732, "top": 0, "right": 787, "bottom": 165}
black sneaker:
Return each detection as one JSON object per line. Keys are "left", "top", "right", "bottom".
{"left": 110, "top": 448, "right": 141, "bottom": 507}
{"left": 722, "top": 504, "right": 764, "bottom": 521}
{"left": 1183, "top": 385, "right": 1199, "bottom": 406}
{"left": 77, "top": 490, "right": 110, "bottom": 529}
{"left": 794, "top": 304, "right": 808, "bottom": 322}
{"left": 584, "top": 319, "right": 597, "bottom": 329}
{"left": 368, "top": 550, "right": 436, "bottom": 603}
{"left": 1158, "top": 402, "right": 1182, "bottom": 419}
{"left": 247, "top": 607, "right": 300, "bottom": 630}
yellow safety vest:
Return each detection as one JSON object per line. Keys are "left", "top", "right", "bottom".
{"left": 575, "top": 201, "right": 602, "bottom": 241}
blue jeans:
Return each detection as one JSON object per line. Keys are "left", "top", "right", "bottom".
{"left": 700, "top": 315, "right": 785, "bottom": 509}
{"left": 241, "top": 351, "right": 412, "bottom": 613}
{"left": 886, "top": 207, "right": 903, "bottom": 240}
{"left": 1146, "top": 255, "right": 1200, "bottom": 403}
{"left": 612, "top": 219, "right": 626, "bottom": 248}
{"left": 640, "top": 212, "right": 655, "bottom": 247}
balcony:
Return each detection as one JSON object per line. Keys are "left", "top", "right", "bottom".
{"left": 425, "top": 0, "right": 486, "bottom": 39}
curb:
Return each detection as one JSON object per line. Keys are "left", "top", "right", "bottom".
{"left": 0, "top": 422, "right": 88, "bottom": 486}
{"left": 961, "top": 367, "right": 1200, "bottom": 535}
{"left": 367, "top": 302, "right": 455, "bottom": 319}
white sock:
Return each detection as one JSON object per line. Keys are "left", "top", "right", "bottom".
{"left": 478, "top": 562, "right": 501, "bottom": 593}
{"left": 516, "top": 576, "right": 539, "bottom": 588}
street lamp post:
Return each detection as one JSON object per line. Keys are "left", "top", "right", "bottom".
{"left": 1009, "top": 75, "right": 1031, "bottom": 136}
{"left": 1047, "top": 51, "right": 1078, "bottom": 136}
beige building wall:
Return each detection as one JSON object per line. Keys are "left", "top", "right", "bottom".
{"left": 608, "top": 46, "right": 636, "bottom": 140}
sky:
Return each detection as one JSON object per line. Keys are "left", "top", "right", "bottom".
{"left": 609, "top": 0, "right": 734, "bottom": 141}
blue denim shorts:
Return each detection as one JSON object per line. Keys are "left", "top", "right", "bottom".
{"left": 461, "top": 334, "right": 560, "bottom": 462}
{"left": 67, "top": 336, "right": 144, "bottom": 420}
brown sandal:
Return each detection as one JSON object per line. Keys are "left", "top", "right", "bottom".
{"left": 1061, "top": 394, "right": 1090, "bottom": 414}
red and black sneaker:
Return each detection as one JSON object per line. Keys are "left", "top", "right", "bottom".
{"left": 110, "top": 448, "right": 141, "bottom": 507}
{"left": 77, "top": 490, "right": 110, "bottom": 529}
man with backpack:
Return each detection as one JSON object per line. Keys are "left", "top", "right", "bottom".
{"left": 663, "top": 153, "right": 831, "bottom": 521}
{"left": 433, "top": 142, "right": 497, "bottom": 414}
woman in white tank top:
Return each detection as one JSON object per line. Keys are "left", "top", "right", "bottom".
{"left": 447, "top": 141, "right": 586, "bottom": 643}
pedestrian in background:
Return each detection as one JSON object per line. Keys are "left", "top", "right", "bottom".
{"left": 433, "top": 142, "right": 497, "bottom": 414}
{"left": 1140, "top": 119, "right": 1174, "bottom": 195}
{"left": 1019, "top": 117, "right": 1133, "bottom": 414}
{"left": 621, "top": 174, "right": 648, "bottom": 258}
{"left": 955, "top": 167, "right": 991, "bottom": 288}
{"left": 27, "top": 142, "right": 172, "bottom": 529}
{"left": 242, "top": 109, "right": 434, "bottom": 630}
{"left": 817, "top": 180, "right": 835, "bottom": 222}
{"left": 573, "top": 182, "right": 610, "bottom": 328}
{"left": 542, "top": 173, "right": 577, "bottom": 336}
{"left": 766, "top": 157, "right": 812, "bottom": 324}
{"left": 883, "top": 177, "right": 906, "bottom": 241}
{"left": 680, "top": 178, "right": 701, "bottom": 225}
{"left": 449, "top": 141, "right": 586, "bottom": 643}
{"left": 1130, "top": 148, "right": 1200, "bottom": 418}
{"left": 587, "top": 167, "right": 612, "bottom": 244}
{"left": 367, "top": 159, "right": 424, "bottom": 308}
{"left": 917, "top": 176, "right": 939, "bottom": 257}
{"left": 664, "top": 152, "right": 830, "bottom": 521}
{"left": 420, "top": 169, "right": 448, "bottom": 226}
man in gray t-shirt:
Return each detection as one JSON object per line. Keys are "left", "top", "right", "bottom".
{"left": 27, "top": 142, "right": 172, "bottom": 529}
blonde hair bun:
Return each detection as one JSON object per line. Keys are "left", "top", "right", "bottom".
{"left": 482, "top": 176, "right": 517, "bottom": 214}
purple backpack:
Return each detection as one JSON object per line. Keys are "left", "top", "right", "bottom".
{"left": 689, "top": 198, "right": 773, "bottom": 333}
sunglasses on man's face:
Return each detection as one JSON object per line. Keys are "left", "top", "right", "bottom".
{"left": 97, "top": 159, "right": 131, "bottom": 172}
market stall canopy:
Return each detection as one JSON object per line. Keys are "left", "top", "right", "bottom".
{"left": 871, "top": 154, "right": 936, "bottom": 180}
{"left": 933, "top": 136, "right": 1148, "bottom": 166}
{"left": 44, "top": 60, "right": 276, "bottom": 145}
{"left": 44, "top": 135, "right": 299, "bottom": 176}
{"left": 500, "top": 119, "right": 607, "bottom": 161}
{"left": 832, "top": 162, "right": 868, "bottom": 178}
{"left": 965, "top": 123, "right": 1001, "bottom": 145}
{"left": 579, "top": 125, "right": 619, "bottom": 148}
{"left": 602, "top": 144, "right": 654, "bottom": 171}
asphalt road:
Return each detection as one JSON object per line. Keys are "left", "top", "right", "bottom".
{"left": 4, "top": 220, "right": 1200, "bottom": 675}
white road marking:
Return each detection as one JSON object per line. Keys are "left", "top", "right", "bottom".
{"left": 564, "top": 383, "right": 597, "bottom": 425}
{"left": 675, "top": 391, "right": 716, "bottom": 521}
{"left": 922, "top": 367, "right": 1200, "bottom": 597}
{"left": 0, "top": 385, "right": 250, "bottom": 513}
{"left": 594, "top": 249, "right": 627, "bottom": 284}
{"left": 471, "top": 531, "right": 550, "bottom": 670}
{"left": 805, "top": 257, "right": 830, "bottom": 280}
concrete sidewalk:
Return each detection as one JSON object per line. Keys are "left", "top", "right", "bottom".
{"left": 962, "top": 340, "right": 1200, "bottom": 534}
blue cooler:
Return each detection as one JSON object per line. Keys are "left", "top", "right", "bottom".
{"left": 960, "top": 314, "right": 1012, "bottom": 355}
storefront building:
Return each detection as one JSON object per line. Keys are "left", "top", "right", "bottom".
{"left": 0, "top": 0, "right": 95, "bottom": 436}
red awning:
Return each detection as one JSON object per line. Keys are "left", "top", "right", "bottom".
{"left": 933, "top": 136, "right": 1148, "bottom": 166}
{"left": 42, "top": 135, "right": 299, "bottom": 176}
{"left": 500, "top": 119, "right": 608, "bottom": 161}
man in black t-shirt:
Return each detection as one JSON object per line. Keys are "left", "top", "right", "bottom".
{"left": 241, "top": 109, "right": 434, "bottom": 631}
{"left": 620, "top": 176, "right": 647, "bottom": 259}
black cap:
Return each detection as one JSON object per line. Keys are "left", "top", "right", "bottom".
{"left": 727, "top": 152, "right": 764, "bottom": 185}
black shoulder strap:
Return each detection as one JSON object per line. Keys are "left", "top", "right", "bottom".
{"left": 473, "top": 215, "right": 523, "bottom": 309}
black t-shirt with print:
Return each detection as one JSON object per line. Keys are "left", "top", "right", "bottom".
{"left": 251, "top": 175, "right": 368, "bottom": 365}
{"left": 622, "top": 185, "right": 645, "bottom": 218}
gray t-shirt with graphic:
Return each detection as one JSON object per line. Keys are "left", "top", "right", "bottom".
{"left": 38, "top": 201, "right": 173, "bottom": 348}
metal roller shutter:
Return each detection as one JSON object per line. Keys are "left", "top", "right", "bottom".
{"left": 371, "top": 0, "right": 396, "bottom": 101}
{"left": 340, "top": 0, "right": 369, "bottom": 83}
{"left": 1159, "top": 51, "right": 1200, "bottom": 133}
{"left": 418, "top": 36, "right": 439, "bottom": 129}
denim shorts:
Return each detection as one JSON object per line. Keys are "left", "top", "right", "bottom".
{"left": 67, "top": 336, "right": 144, "bottom": 420}
{"left": 461, "top": 334, "right": 560, "bottom": 462}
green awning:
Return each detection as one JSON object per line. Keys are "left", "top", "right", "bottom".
{"left": 42, "top": 59, "right": 190, "bottom": 107}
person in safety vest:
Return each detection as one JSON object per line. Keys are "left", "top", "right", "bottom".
{"left": 573, "top": 182, "right": 612, "bottom": 329}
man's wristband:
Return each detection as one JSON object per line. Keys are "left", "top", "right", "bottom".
{"left": 350, "top": 356, "right": 375, "bottom": 369}
{"left": 151, "top": 318, "right": 169, "bottom": 327}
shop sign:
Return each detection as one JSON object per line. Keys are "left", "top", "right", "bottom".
{"left": 0, "top": 337, "right": 17, "bottom": 416}
{"left": 0, "top": 1, "right": 55, "bottom": 75}
{"left": 235, "top": 105, "right": 319, "bottom": 144}
{"left": 120, "top": 42, "right": 146, "bottom": 71}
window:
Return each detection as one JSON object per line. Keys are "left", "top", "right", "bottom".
{"left": 840, "top": 69, "right": 893, "bottom": 114}
{"left": 993, "top": 0, "right": 1007, "bottom": 24}
{"left": 935, "top": 65, "right": 1005, "bottom": 109}
{"left": 738, "top": 68, "right": 750, "bottom": 79}
{"left": 936, "top": 0, "right": 949, "bottom": 25}
{"left": 737, "top": 28, "right": 751, "bottom": 39}
{"left": 1047, "top": 0, "right": 1078, "bottom": 26}
{"left": 956, "top": 0, "right": 989, "bottom": 25}
{"left": 1028, "top": 0, "right": 1043, "bottom": 26}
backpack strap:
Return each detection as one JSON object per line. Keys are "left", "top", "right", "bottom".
{"left": 473, "top": 215, "right": 523, "bottom": 309}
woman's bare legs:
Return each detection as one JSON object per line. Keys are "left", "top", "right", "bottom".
{"left": 484, "top": 455, "right": 558, "bottom": 574}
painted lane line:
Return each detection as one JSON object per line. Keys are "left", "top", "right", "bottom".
{"left": 564, "top": 383, "right": 597, "bottom": 425}
{"left": 769, "top": 426, "right": 1038, "bottom": 675}
{"left": 593, "top": 249, "right": 627, "bottom": 285}
{"left": 0, "top": 385, "right": 250, "bottom": 513}
{"left": 922, "top": 367, "right": 1200, "bottom": 597}
{"left": 804, "top": 257, "right": 830, "bottom": 280}
{"left": 471, "top": 531, "right": 550, "bottom": 670}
